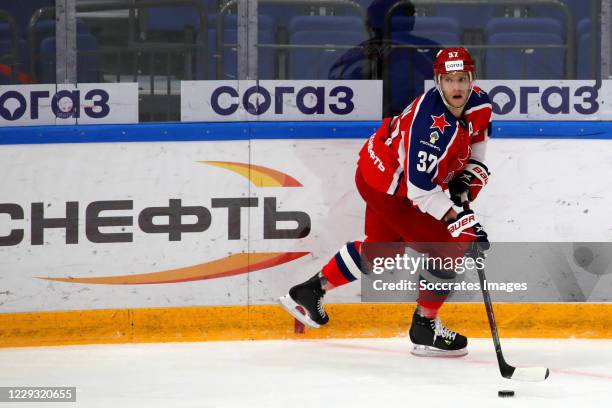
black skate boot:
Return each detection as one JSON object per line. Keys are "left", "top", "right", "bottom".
{"left": 409, "top": 311, "right": 468, "bottom": 357}
{"left": 279, "top": 273, "right": 329, "bottom": 328}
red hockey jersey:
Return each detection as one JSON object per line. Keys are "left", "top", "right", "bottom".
{"left": 358, "top": 86, "right": 492, "bottom": 220}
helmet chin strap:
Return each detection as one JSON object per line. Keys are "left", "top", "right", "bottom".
{"left": 435, "top": 72, "right": 474, "bottom": 112}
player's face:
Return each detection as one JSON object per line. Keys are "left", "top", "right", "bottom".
{"left": 439, "top": 72, "right": 471, "bottom": 108}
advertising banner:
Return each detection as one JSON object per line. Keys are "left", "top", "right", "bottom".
{"left": 1, "top": 132, "right": 612, "bottom": 312}
{"left": 0, "top": 83, "right": 138, "bottom": 126}
{"left": 181, "top": 80, "right": 382, "bottom": 122}
{"left": 424, "top": 80, "right": 612, "bottom": 121}
{"left": 0, "top": 139, "right": 365, "bottom": 312}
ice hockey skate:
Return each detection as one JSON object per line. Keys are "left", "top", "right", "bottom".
{"left": 279, "top": 274, "right": 329, "bottom": 329}
{"left": 409, "top": 311, "right": 468, "bottom": 357}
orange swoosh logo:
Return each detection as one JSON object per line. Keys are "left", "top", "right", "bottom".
{"left": 39, "top": 252, "right": 309, "bottom": 285}
{"left": 200, "top": 161, "right": 302, "bottom": 187}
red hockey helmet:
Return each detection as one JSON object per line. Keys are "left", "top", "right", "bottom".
{"left": 433, "top": 47, "right": 475, "bottom": 81}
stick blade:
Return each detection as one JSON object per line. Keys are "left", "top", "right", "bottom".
{"left": 509, "top": 366, "right": 550, "bottom": 382}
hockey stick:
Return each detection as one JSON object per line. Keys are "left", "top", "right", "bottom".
{"left": 463, "top": 198, "right": 550, "bottom": 382}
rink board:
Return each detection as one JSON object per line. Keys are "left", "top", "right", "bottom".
{"left": 2, "top": 121, "right": 612, "bottom": 346}
{"left": 2, "top": 303, "right": 612, "bottom": 348}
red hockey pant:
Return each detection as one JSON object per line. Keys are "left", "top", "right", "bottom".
{"left": 321, "top": 169, "right": 466, "bottom": 313}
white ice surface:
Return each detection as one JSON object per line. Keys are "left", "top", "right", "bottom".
{"left": 1, "top": 338, "right": 611, "bottom": 407}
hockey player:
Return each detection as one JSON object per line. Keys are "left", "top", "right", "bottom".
{"left": 279, "top": 47, "right": 492, "bottom": 357}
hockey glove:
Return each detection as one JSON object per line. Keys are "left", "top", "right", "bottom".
{"left": 446, "top": 210, "right": 490, "bottom": 252}
{"left": 449, "top": 159, "right": 490, "bottom": 206}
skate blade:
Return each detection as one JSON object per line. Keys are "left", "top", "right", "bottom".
{"left": 278, "top": 294, "right": 321, "bottom": 329}
{"left": 410, "top": 344, "right": 468, "bottom": 358}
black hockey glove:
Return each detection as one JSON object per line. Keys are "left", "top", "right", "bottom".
{"left": 448, "top": 159, "right": 490, "bottom": 206}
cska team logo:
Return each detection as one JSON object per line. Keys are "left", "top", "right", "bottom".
{"left": 430, "top": 113, "right": 451, "bottom": 133}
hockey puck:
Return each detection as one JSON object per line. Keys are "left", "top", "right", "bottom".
{"left": 498, "top": 390, "right": 515, "bottom": 398}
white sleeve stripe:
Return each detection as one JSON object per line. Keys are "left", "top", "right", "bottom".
{"left": 386, "top": 132, "right": 407, "bottom": 194}
{"left": 386, "top": 116, "right": 401, "bottom": 145}
{"left": 385, "top": 116, "right": 405, "bottom": 194}
{"left": 464, "top": 103, "right": 492, "bottom": 115}
{"left": 386, "top": 166, "right": 403, "bottom": 194}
